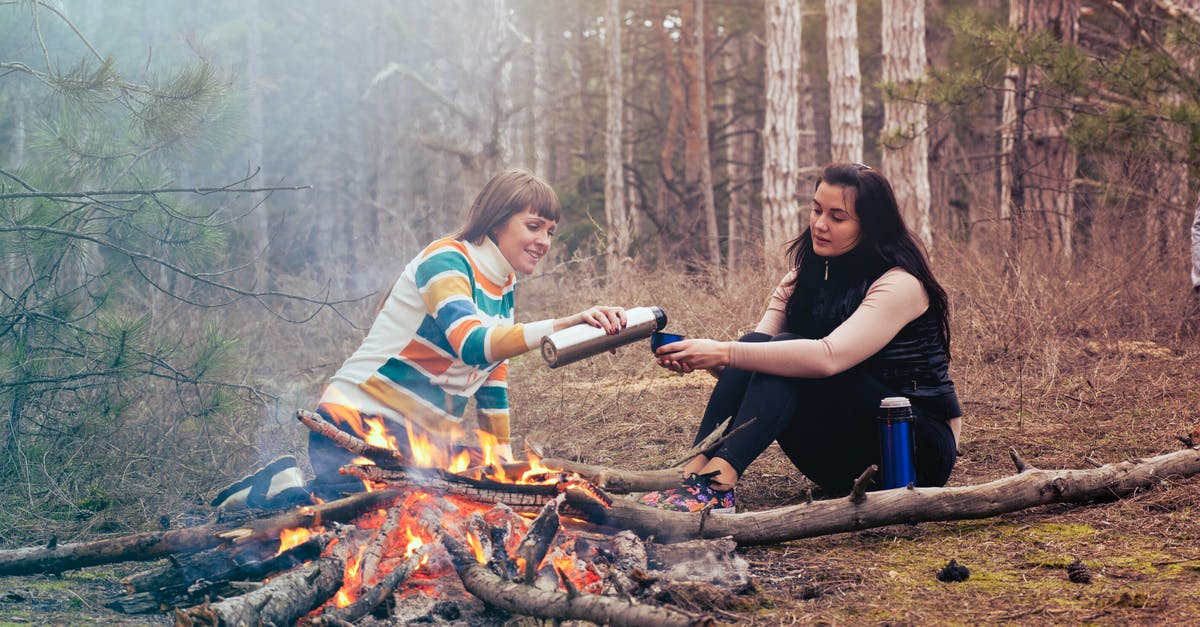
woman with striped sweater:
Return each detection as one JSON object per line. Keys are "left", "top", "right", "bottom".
{"left": 214, "top": 169, "right": 624, "bottom": 509}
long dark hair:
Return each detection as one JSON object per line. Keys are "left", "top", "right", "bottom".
{"left": 785, "top": 163, "right": 952, "bottom": 355}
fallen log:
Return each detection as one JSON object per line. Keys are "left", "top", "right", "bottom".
{"left": 441, "top": 531, "right": 711, "bottom": 627}
{"left": 0, "top": 488, "right": 403, "bottom": 576}
{"left": 110, "top": 532, "right": 334, "bottom": 613}
{"left": 176, "top": 554, "right": 347, "bottom": 627}
{"left": 603, "top": 446, "right": 1200, "bottom": 544}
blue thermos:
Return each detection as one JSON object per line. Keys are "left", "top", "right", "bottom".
{"left": 877, "top": 396, "right": 917, "bottom": 489}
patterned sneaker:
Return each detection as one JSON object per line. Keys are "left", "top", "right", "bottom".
{"left": 211, "top": 455, "right": 311, "bottom": 511}
{"left": 638, "top": 471, "right": 735, "bottom": 513}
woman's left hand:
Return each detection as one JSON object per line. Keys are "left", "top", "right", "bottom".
{"left": 655, "top": 338, "right": 731, "bottom": 373}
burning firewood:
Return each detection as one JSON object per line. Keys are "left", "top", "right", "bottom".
{"left": 440, "top": 531, "right": 713, "bottom": 627}
{"left": 296, "top": 409, "right": 403, "bottom": 464}
{"left": 305, "top": 540, "right": 436, "bottom": 626}
{"left": 0, "top": 488, "right": 402, "bottom": 576}
{"left": 111, "top": 531, "right": 336, "bottom": 614}
{"left": 339, "top": 462, "right": 613, "bottom": 522}
{"left": 176, "top": 553, "right": 348, "bottom": 627}
{"left": 516, "top": 493, "right": 563, "bottom": 585}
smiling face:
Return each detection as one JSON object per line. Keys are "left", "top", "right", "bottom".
{"left": 809, "top": 182, "right": 862, "bottom": 257}
{"left": 490, "top": 207, "right": 556, "bottom": 275}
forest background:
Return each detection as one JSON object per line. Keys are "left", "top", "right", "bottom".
{"left": 2, "top": 0, "right": 1200, "bottom": 623}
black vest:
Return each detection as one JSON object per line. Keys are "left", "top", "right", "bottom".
{"left": 785, "top": 250, "right": 962, "bottom": 418}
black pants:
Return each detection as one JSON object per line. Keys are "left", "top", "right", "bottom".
{"left": 694, "top": 332, "right": 957, "bottom": 494}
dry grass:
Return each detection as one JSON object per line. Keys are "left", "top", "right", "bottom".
{"left": 506, "top": 241, "right": 1200, "bottom": 625}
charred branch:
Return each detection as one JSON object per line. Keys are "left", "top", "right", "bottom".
{"left": 517, "top": 494, "right": 563, "bottom": 584}
{"left": 296, "top": 409, "right": 403, "bottom": 463}
{"left": 175, "top": 554, "right": 346, "bottom": 627}
{"left": 307, "top": 542, "right": 435, "bottom": 626}
{"left": 441, "top": 532, "right": 710, "bottom": 627}
{"left": 0, "top": 489, "right": 401, "bottom": 576}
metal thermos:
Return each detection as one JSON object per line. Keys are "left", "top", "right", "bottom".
{"left": 541, "top": 306, "right": 667, "bottom": 368}
{"left": 877, "top": 396, "right": 917, "bottom": 489}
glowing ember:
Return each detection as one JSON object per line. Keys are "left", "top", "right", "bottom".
{"left": 276, "top": 527, "right": 315, "bottom": 556}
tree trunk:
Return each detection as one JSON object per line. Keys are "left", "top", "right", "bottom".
{"left": 723, "top": 35, "right": 756, "bottom": 275}
{"left": 245, "top": 0, "right": 271, "bottom": 290}
{"left": 824, "top": 0, "right": 864, "bottom": 164}
{"left": 880, "top": 0, "right": 933, "bottom": 250}
{"left": 1003, "top": 0, "right": 1080, "bottom": 261}
{"left": 679, "top": 0, "right": 720, "bottom": 270}
{"left": 762, "top": 0, "right": 804, "bottom": 268}
{"left": 604, "top": 0, "right": 630, "bottom": 278}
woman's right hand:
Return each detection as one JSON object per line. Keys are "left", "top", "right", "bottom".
{"left": 567, "top": 306, "right": 627, "bottom": 334}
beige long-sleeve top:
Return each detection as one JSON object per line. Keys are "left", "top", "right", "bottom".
{"left": 727, "top": 267, "right": 929, "bottom": 378}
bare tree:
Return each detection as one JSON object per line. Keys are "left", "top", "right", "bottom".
{"left": 825, "top": 0, "right": 864, "bottom": 164}
{"left": 881, "top": 0, "right": 933, "bottom": 250}
{"left": 762, "top": 0, "right": 804, "bottom": 267}
{"left": 1000, "top": 0, "right": 1080, "bottom": 260}
{"left": 604, "top": 0, "right": 630, "bottom": 277}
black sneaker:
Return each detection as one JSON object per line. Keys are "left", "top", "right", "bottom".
{"left": 211, "top": 455, "right": 311, "bottom": 511}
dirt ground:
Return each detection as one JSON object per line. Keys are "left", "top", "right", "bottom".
{"left": 3, "top": 265, "right": 1199, "bottom": 625}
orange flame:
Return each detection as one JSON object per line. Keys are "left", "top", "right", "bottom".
{"left": 276, "top": 527, "right": 313, "bottom": 556}
{"left": 334, "top": 544, "right": 366, "bottom": 608}
{"left": 465, "top": 531, "right": 487, "bottom": 564}
{"left": 476, "top": 430, "right": 509, "bottom": 482}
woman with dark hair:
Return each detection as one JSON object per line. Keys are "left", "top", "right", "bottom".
{"left": 214, "top": 169, "right": 626, "bottom": 510}
{"left": 639, "top": 163, "right": 961, "bottom": 513}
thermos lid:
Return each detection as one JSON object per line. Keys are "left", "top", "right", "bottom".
{"left": 879, "top": 396, "right": 912, "bottom": 409}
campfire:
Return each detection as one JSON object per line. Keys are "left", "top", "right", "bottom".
{"left": 140, "top": 409, "right": 748, "bottom": 626}
{"left": 3, "top": 406, "right": 1199, "bottom": 626}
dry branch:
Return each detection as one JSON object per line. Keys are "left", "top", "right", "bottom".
{"left": 176, "top": 554, "right": 346, "bottom": 627}
{"left": 307, "top": 542, "right": 435, "bottom": 626}
{"left": 0, "top": 488, "right": 402, "bottom": 576}
{"left": 603, "top": 446, "right": 1200, "bottom": 544}
{"left": 296, "top": 409, "right": 402, "bottom": 463}
{"left": 441, "top": 532, "right": 711, "bottom": 627}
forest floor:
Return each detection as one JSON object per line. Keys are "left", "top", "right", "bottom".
{"left": 2, "top": 254, "right": 1199, "bottom": 626}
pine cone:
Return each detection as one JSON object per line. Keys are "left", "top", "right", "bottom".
{"left": 1067, "top": 557, "right": 1093, "bottom": 584}
{"left": 936, "top": 558, "right": 970, "bottom": 582}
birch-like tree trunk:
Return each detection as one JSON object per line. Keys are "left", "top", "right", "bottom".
{"left": 1001, "top": 0, "right": 1080, "bottom": 260}
{"left": 825, "top": 0, "right": 864, "bottom": 164}
{"left": 680, "top": 0, "right": 720, "bottom": 269}
{"left": 881, "top": 0, "right": 932, "bottom": 250}
{"left": 762, "top": 0, "right": 804, "bottom": 267}
{"left": 604, "top": 0, "right": 629, "bottom": 277}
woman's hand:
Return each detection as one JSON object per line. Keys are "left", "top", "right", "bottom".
{"left": 572, "top": 306, "right": 627, "bottom": 334}
{"left": 654, "top": 338, "right": 731, "bottom": 373}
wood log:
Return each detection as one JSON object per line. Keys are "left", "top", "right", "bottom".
{"left": 306, "top": 541, "right": 434, "bottom": 626}
{"left": 441, "top": 532, "right": 711, "bottom": 627}
{"left": 110, "top": 533, "right": 334, "bottom": 613}
{"left": 516, "top": 494, "right": 562, "bottom": 584}
{"left": 535, "top": 459, "right": 680, "bottom": 493}
{"left": 602, "top": 446, "right": 1200, "bottom": 544}
{"left": 296, "top": 409, "right": 403, "bottom": 464}
{"left": 175, "top": 554, "right": 346, "bottom": 627}
{"left": 0, "top": 488, "right": 402, "bottom": 576}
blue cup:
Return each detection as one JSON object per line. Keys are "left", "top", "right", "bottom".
{"left": 650, "top": 331, "right": 685, "bottom": 352}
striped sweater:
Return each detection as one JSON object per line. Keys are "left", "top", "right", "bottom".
{"left": 320, "top": 236, "right": 555, "bottom": 444}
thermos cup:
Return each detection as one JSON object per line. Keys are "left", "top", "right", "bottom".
{"left": 877, "top": 396, "right": 917, "bottom": 489}
{"left": 541, "top": 306, "right": 667, "bottom": 368}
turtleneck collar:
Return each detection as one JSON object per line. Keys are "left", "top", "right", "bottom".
{"left": 464, "top": 236, "right": 516, "bottom": 286}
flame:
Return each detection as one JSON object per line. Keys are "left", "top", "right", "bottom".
{"left": 448, "top": 449, "right": 471, "bottom": 474}
{"left": 403, "top": 526, "right": 423, "bottom": 557}
{"left": 334, "top": 544, "right": 366, "bottom": 608}
{"left": 465, "top": 531, "right": 487, "bottom": 564}
{"left": 276, "top": 527, "right": 313, "bottom": 556}
{"left": 476, "top": 430, "right": 509, "bottom": 481}
{"left": 364, "top": 416, "right": 398, "bottom": 450}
